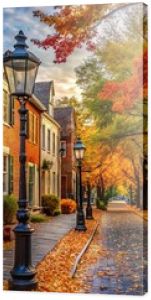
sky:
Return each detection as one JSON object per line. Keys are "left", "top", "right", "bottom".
{"left": 3, "top": 3, "right": 143, "bottom": 101}
{"left": 3, "top": 6, "right": 91, "bottom": 100}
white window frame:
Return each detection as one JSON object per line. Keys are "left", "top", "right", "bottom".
{"left": 3, "top": 89, "right": 9, "bottom": 125}
{"left": 42, "top": 124, "right": 46, "bottom": 150}
{"left": 34, "top": 114, "right": 37, "bottom": 144}
{"left": 3, "top": 154, "right": 9, "bottom": 195}
{"left": 47, "top": 129, "right": 51, "bottom": 153}
{"left": 28, "top": 112, "right": 38, "bottom": 144}
{"left": 52, "top": 132, "right": 56, "bottom": 156}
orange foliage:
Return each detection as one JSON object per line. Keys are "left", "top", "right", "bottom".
{"left": 61, "top": 199, "right": 76, "bottom": 214}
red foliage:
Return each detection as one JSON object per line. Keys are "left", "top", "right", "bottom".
{"left": 31, "top": 5, "right": 105, "bottom": 63}
{"left": 98, "top": 48, "right": 148, "bottom": 113}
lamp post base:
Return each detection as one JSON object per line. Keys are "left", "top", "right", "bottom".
{"left": 75, "top": 208, "right": 87, "bottom": 231}
{"left": 9, "top": 276, "right": 37, "bottom": 291}
{"left": 9, "top": 224, "right": 38, "bottom": 291}
{"left": 86, "top": 205, "right": 93, "bottom": 220}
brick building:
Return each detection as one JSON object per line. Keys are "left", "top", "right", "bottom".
{"left": 34, "top": 81, "right": 61, "bottom": 200}
{"left": 26, "top": 96, "right": 45, "bottom": 208}
{"left": 54, "top": 107, "right": 77, "bottom": 199}
{"left": 3, "top": 79, "right": 20, "bottom": 198}
{"left": 3, "top": 79, "right": 45, "bottom": 208}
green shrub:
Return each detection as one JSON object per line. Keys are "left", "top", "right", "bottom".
{"left": 42, "top": 194, "right": 60, "bottom": 216}
{"left": 30, "top": 213, "right": 48, "bottom": 223}
{"left": 3, "top": 194, "right": 17, "bottom": 225}
{"left": 96, "top": 199, "right": 107, "bottom": 210}
{"left": 53, "top": 208, "right": 61, "bottom": 216}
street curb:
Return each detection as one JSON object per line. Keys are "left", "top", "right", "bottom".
{"left": 70, "top": 221, "right": 99, "bottom": 278}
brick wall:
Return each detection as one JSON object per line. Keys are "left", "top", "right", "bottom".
{"left": 26, "top": 101, "right": 40, "bottom": 165}
{"left": 3, "top": 99, "right": 20, "bottom": 198}
{"left": 3, "top": 98, "right": 41, "bottom": 200}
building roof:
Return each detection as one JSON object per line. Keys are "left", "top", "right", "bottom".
{"left": 54, "top": 106, "right": 76, "bottom": 136}
{"left": 29, "top": 94, "right": 46, "bottom": 111}
{"left": 34, "top": 81, "right": 55, "bottom": 110}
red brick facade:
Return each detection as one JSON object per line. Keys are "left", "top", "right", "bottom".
{"left": 3, "top": 99, "right": 20, "bottom": 198}
{"left": 54, "top": 107, "right": 77, "bottom": 199}
{"left": 26, "top": 101, "right": 41, "bottom": 166}
{"left": 3, "top": 92, "right": 43, "bottom": 207}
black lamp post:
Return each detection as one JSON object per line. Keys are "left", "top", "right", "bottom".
{"left": 86, "top": 179, "right": 93, "bottom": 219}
{"left": 59, "top": 144, "right": 66, "bottom": 157}
{"left": 3, "top": 31, "right": 41, "bottom": 291}
{"left": 74, "top": 137, "right": 87, "bottom": 231}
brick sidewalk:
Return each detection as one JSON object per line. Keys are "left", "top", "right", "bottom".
{"left": 3, "top": 213, "right": 76, "bottom": 281}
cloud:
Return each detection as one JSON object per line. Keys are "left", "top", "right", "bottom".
{"left": 3, "top": 6, "right": 91, "bottom": 100}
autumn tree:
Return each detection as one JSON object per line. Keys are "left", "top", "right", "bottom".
{"left": 75, "top": 4, "right": 147, "bottom": 208}
{"left": 31, "top": 3, "right": 138, "bottom": 63}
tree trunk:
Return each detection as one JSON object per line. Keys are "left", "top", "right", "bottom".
{"left": 136, "top": 176, "right": 141, "bottom": 208}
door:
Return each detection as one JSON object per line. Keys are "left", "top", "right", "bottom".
{"left": 28, "top": 165, "right": 35, "bottom": 207}
{"left": 61, "top": 176, "right": 67, "bottom": 198}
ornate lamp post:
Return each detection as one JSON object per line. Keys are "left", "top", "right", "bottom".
{"left": 59, "top": 144, "right": 66, "bottom": 157}
{"left": 74, "top": 137, "right": 87, "bottom": 231}
{"left": 86, "top": 178, "right": 93, "bottom": 219}
{"left": 3, "top": 30, "right": 41, "bottom": 291}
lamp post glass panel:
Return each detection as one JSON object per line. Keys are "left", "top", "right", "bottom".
{"left": 3, "top": 31, "right": 40, "bottom": 291}
{"left": 74, "top": 137, "right": 87, "bottom": 231}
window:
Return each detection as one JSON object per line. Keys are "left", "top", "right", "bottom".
{"left": 3, "top": 155, "right": 8, "bottom": 194}
{"left": 52, "top": 172, "right": 56, "bottom": 194}
{"left": 47, "top": 129, "right": 51, "bottom": 153}
{"left": 47, "top": 171, "right": 51, "bottom": 194}
{"left": 60, "top": 141, "right": 67, "bottom": 158}
{"left": 52, "top": 132, "right": 56, "bottom": 156}
{"left": 28, "top": 112, "right": 38, "bottom": 144}
{"left": 3, "top": 155, "right": 14, "bottom": 195}
{"left": 3, "top": 89, "right": 9, "bottom": 124}
{"left": 42, "top": 124, "right": 46, "bottom": 150}
{"left": 35, "top": 116, "right": 38, "bottom": 144}
{"left": 31, "top": 113, "right": 34, "bottom": 142}
{"left": 42, "top": 171, "right": 46, "bottom": 195}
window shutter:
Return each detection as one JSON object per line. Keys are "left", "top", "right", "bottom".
{"left": 8, "top": 155, "right": 14, "bottom": 194}
{"left": 9, "top": 96, "right": 14, "bottom": 126}
{"left": 36, "top": 117, "right": 38, "bottom": 144}
{"left": 26, "top": 111, "right": 29, "bottom": 139}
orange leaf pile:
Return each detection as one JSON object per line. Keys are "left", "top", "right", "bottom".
{"left": 36, "top": 209, "right": 102, "bottom": 293}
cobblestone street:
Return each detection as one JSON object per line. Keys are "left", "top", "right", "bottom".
{"left": 85, "top": 202, "right": 148, "bottom": 295}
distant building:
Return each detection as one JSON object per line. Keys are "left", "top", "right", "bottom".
{"left": 54, "top": 107, "right": 77, "bottom": 199}
{"left": 34, "top": 81, "right": 61, "bottom": 200}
